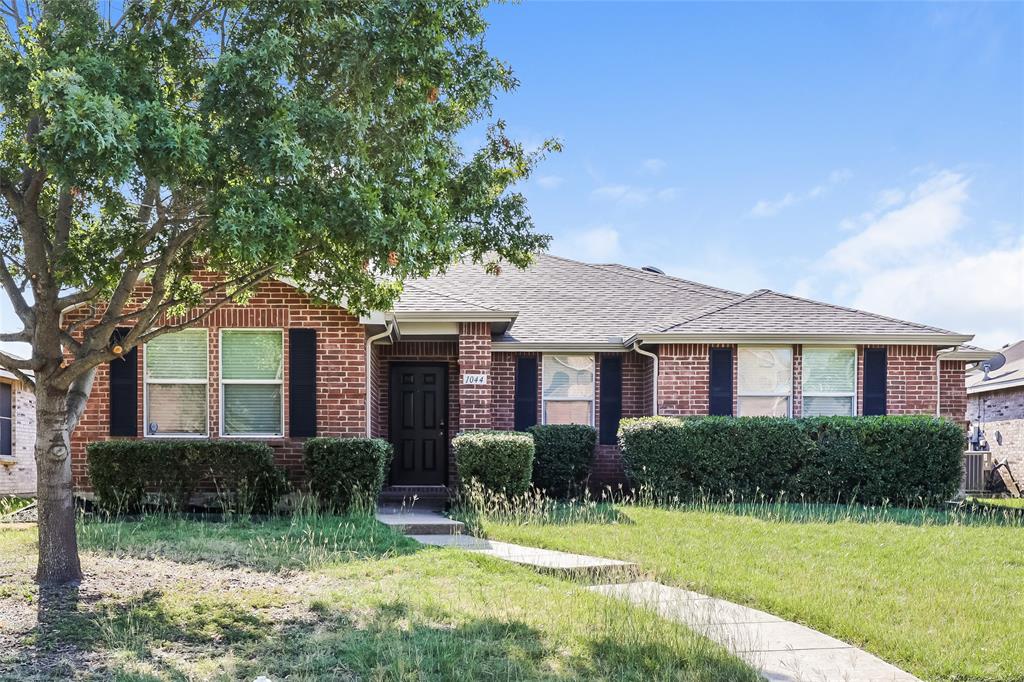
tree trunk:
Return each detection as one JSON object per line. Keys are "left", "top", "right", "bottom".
{"left": 34, "top": 380, "right": 83, "bottom": 585}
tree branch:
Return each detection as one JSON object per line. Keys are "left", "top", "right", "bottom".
{"left": 0, "top": 253, "right": 32, "bottom": 325}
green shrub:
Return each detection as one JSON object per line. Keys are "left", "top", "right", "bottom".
{"left": 453, "top": 430, "right": 534, "bottom": 496}
{"left": 527, "top": 424, "right": 597, "bottom": 496}
{"left": 303, "top": 437, "right": 393, "bottom": 512}
{"left": 86, "top": 440, "right": 288, "bottom": 514}
{"left": 619, "top": 415, "right": 964, "bottom": 505}
{"left": 619, "top": 416, "right": 812, "bottom": 501}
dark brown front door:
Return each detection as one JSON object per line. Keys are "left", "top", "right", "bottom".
{"left": 389, "top": 364, "right": 448, "bottom": 486}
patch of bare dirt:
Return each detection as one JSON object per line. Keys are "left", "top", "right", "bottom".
{"left": 0, "top": 549, "right": 330, "bottom": 681}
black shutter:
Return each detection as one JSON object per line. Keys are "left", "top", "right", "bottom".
{"left": 513, "top": 356, "right": 538, "bottom": 431}
{"left": 709, "top": 347, "right": 734, "bottom": 416}
{"left": 0, "top": 383, "right": 11, "bottom": 457}
{"left": 289, "top": 329, "right": 318, "bottom": 437}
{"left": 863, "top": 348, "right": 887, "bottom": 416}
{"left": 599, "top": 355, "right": 623, "bottom": 445}
{"left": 109, "top": 328, "right": 138, "bottom": 436}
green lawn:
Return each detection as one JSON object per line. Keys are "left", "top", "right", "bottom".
{"left": 1, "top": 513, "right": 758, "bottom": 681}
{"left": 479, "top": 503, "right": 1024, "bottom": 682}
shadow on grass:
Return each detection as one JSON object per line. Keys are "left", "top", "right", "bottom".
{"left": 76, "top": 511, "right": 424, "bottom": 572}
{"left": 14, "top": 589, "right": 757, "bottom": 681}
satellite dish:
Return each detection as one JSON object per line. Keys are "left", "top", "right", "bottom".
{"left": 981, "top": 353, "right": 1006, "bottom": 380}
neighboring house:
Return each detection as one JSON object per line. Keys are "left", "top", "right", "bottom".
{"left": 66, "top": 254, "right": 976, "bottom": 496}
{"left": 0, "top": 368, "right": 36, "bottom": 497}
{"left": 967, "top": 340, "right": 1024, "bottom": 481}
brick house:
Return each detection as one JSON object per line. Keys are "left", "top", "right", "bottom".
{"left": 67, "top": 254, "right": 977, "bottom": 498}
{"left": 967, "top": 340, "right": 1024, "bottom": 481}
{"left": 0, "top": 368, "right": 36, "bottom": 497}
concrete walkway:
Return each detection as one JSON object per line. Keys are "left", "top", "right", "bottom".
{"left": 396, "top": 510, "right": 920, "bottom": 682}
{"left": 375, "top": 507, "right": 465, "bottom": 535}
{"left": 591, "top": 581, "right": 920, "bottom": 682}
{"left": 412, "top": 533, "right": 637, "bottom": 578}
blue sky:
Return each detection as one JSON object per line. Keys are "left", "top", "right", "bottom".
{"left": 472, "top": 1, "right": 1023, "bottom": 348}
{"left": 1, "top": 2, "right": 1021, "bottom": 354}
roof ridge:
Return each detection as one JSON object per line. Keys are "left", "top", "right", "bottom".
{"left": 595, "top": 261, "right": 746, "bottom": 298}
{"left": 659, "top": 289, "right": 772, "bottom": 332}
{"left": 402, "top": 281, "right": 503, "bottom": 312}
{"left": 758, "top": 289, "right": 961, "bottom": 335}
{"left": 537, "top": 253, "right": 740, "bottom": 301}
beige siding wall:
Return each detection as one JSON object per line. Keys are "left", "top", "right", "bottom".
{"left": 0, "top": 381, "right": 36, "bottom": 496}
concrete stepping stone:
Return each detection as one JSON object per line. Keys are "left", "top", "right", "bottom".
{"left": 375, "top": 508, "right": 464, "bottom": 535}
{"left": 591, "top": 581, "right": 921, "bottom": 682}
{"left": 410, "top": 533, "right": 638, "bottom": 580}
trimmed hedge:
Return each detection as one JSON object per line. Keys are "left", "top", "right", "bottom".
{"left": 453, "top": 430, "right": 534, "bottom": 496}
{"left": 87, "top": 440, "right": 288, "bottom": 513}
{"left": 619, "top": 415, "right": 965, "bottom": 505}
{"left": 304, "top": 437, "right": 393, "bottom": 512}
{"left": 528, "top": 424, "right": 597, "bottom": 496}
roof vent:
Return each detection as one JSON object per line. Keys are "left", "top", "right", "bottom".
{"left": 641, "top": 265, "right": 665, "bottom": 275}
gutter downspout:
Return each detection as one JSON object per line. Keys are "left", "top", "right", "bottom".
{"left": 936, "top": 355, "right": 942, "bottom": 418}
{"left": 365, "top": 320, "right": 394, "bottom": 437}
{"left": 632, "top": 340, "right": 659, "bottom": 416}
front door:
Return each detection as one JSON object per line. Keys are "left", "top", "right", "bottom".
{"left": 389, "top": 364, "right": 448, "bottom": 486}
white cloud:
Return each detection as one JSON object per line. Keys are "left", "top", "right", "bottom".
{"left": 749, "top": 168, "right": 852, "bottom": 218}
{"left": 555, "top": 226, "right": 622, "bottom": 263}
{"left": 823, "top": 171, "right": 968, "bottom": 273}
{"left": 802, "top": 169, "right": 1024, "bottom": 348}
{"left": 592, "top": 184, "right": 679, "bottom": 206}
{"left": 642, "top": 158, "right": 667, "bottom": 174}
{"left": 536, "top": 175, "right": 564, "bottom": 190}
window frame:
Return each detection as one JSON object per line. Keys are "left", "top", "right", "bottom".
{"left": 219, "top": 328, "right": 286, "bottom": 438}
{"left": 736, "top": 346, "right": 793, "bottom": 417}
{"left": 0, "top": 382, "right": 13, "bottom": 459}
{"left": 801, "top": 346, "right": 857, "bottom": 417}
{"left": 143, "top": 327, "right": 210, "bottom": 439}
{"left": 541, "top": 353, "right": 596, "bottom": 427}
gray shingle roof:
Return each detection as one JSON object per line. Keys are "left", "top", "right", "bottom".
{"left": 659, "top": 289, "right": 961, "bottom": 336}
{"left": 397, "top": 254, "right": 970, "bottom": 345}
{"left": 966, "top": 340, "right": 1024, "bottom": 393}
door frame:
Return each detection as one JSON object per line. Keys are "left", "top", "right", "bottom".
{"left": 387, "top": 361, "right": 450, "bottom": 486}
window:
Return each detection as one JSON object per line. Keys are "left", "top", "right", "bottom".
{"left": 1, "top": 383, "right": 12, "bottom": 458}
{"left": 542, "top": 355, "right": 594, "bottom": 426}
{"left": 145, "top": 329, "right": 208, "bottom": 436}
{"left": 737, "top": 347, "right": 792, "bottom": 417}
{"left": 802, "top": 348, "right": 856, "bottom": 416}
{"left": 221, "top": 329, "right": 284, "bottom": 436}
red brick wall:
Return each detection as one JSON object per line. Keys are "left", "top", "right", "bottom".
{"left": 67, "top": 279, "right": 367, "bottom": 491}
{"left": 792, "top": 345, "right": 803, "bottom": 418}
{"left": 939, "top": 360, "right": 967, "bottom": 425}
{"left": 885, "top": 345, "right": 939, "bottom": 414}
{"left": 657, "top": 344, "right": 737, "bottom": 416}
{"left": 458, "top": 322, "right": 493, "bottom": 431}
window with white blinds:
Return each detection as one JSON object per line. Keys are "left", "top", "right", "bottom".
{"left": 802, "top": 348, "right": 856, "bottom": 416}
{"left": 144, "top": 329, "right": 208, "bottom": 436}
{"left": 737, "top": 347, "right": 792, "bottom": 417}
{"left": 220, "top": 330, "right": 284, "bottom": 436}
{"left": 542, "top": 354, "right": 595, "bottom": 426}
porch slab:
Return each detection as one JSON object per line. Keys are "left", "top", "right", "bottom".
{"left": 409, "top": 534, "right": 638, "bottom": 579}
{"left": 375, "top": 509, "right": 464, "bottom": 535}
{"left": 590, "top": 581, "right": 920, "bottom": 682}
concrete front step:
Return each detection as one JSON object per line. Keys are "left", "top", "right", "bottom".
{"left": 411, "top": 534, "right": 639, "bottom": 581}
{"left": 375, "top": 509, "right": 464, "bottom": 535}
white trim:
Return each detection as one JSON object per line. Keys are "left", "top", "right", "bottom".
{"left": 143, "top": 327, "right": 210, "bottom": 438}
{"left": 541, "top": 353, "right": 596, "bottom": 427}
{"left": 628, "top": 333, "right": 974, "bottom": 346}
{"left": 801, "top": 346, "right": 857, "bottom": 417}
{"left": 218, "top": 328, "right": 285, "bottom": 438}
{"left": 392, "top": 311, "right": 517, "bottom": 323}
{"left": 493, "top": 341, "right": 630, "bottom": 352}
